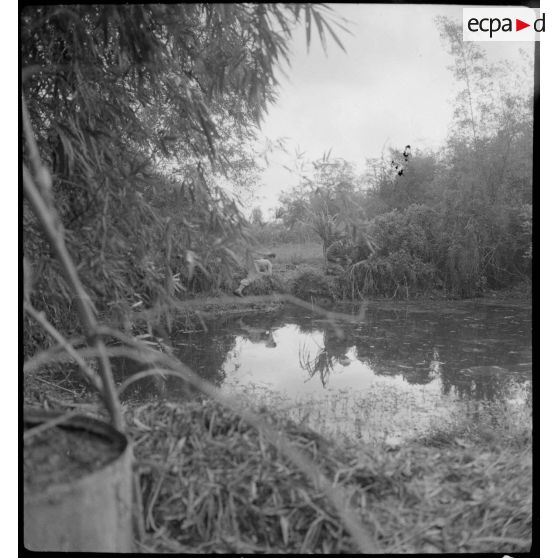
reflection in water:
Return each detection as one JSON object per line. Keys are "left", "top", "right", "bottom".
{"left": 237, "top": 318, "right": 277, "bottom": 348}
{"left": 122, "top": 300, "right": 532, "bottom": 444}
{"left": 297, "top": 326, "right": 358, "bottom": 387}
{"left": 299, "top": 343, "right": 334, "bottom": 387}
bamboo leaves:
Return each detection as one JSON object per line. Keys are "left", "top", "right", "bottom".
{"left": 22, "top": 4, "right": 349, "bottom": 357}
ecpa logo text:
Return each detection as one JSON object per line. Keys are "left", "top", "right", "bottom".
{"left": 463, "top": 8, "right": 544, "bottom": 41}
{"left": 467, "top": 13, "right": 545, "bottom": 38}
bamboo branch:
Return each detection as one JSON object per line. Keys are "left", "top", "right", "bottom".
{"left": 21, "top": 97, "right": 52, "bottom": 202}
{"left": 22, "top": 97, "right": 123, "bottom": 431}
{"left": 24, "top": 302, "right": 103, "bottom": 393}
{"left": 67, "top": 331, "right": 378, "bottom": 552}
{"left": 24, "top": 410, "right": 81, "bottom": 442}
{"left": 117, "top": 369, "right": 191, "bottom": 396}
{"left": 23, "top": 344, "right": 167, "bottom": 375}
{"left": 23, "top": 335, "right": 87, "bottom": 376}
{"left": 25, "top": 329, "right": 378, "bottom": 552}
{"left": 125, "top": 293, "right": 368, "bottom": 326}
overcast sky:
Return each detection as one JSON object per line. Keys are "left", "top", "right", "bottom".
{"left": 249, "top": 3, "right": 534, "bottom": 217}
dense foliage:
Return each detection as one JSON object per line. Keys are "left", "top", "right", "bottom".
{"left": 277, "top": 20, "right": 533, "bottom": 299}
{"left": 22, "top": 4, "right": 346, "bottom": 353}
{"left": 22, "top": 5, "right": 533, "bottom": 363}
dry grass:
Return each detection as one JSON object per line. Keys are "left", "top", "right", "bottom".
{"left": 129, "top": 397, "right": 532, "bottom": 554}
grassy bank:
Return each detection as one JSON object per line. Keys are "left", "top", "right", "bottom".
{"left": 267, "top": 241, "right": 324, "bottom": 268}
{"left": 130, "top": 397, "right": 531, "bottom": 554}
{"left": 24, "top": 371, "right": 532, "bottom": 554}
{"left": 248, "top": 241, "right": 531, "bottom": 303}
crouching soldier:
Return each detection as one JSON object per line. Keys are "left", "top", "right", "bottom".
{"left": 234, "top": 253, "right": 276, "bottom": 296}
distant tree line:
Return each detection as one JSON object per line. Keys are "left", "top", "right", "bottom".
{"left": 275, "top": 18, "right": 533, "bottom": 299}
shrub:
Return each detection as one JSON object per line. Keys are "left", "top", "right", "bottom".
{"left": 346, "top": 251, "right": 437, "bottom": 299}
{"left": 240, "top": 275, "right": 286, "bottom": 296}
{"left": 291, "top": 270, "right": 337, "bottom": 302}
{"left": 340, "top": 205, "right": 440, "bottom": 299}
{"left": 443, "top": 225, "right": 484, "bottom": 298}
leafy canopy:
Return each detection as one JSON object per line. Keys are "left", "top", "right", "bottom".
{"left": 22, "top": 4, "right": 349, "bottom": 349}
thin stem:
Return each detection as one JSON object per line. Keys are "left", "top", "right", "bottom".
{"left": 35, "top": 333, "right": 378, "bottom": 553}
{"left": 24, "top": 302, "right": 103, "bottom": 392}
{"left": 23, "top": 167, "right": 123, "bottom": 430}
{"left": 24, "top": 410, "right": 81, "bottom": 442}
{"left": 21, "top": 98, "right": 42, "bottom": 174}
{"left": 22, "top": 97, "right": 123, "bottom": 431}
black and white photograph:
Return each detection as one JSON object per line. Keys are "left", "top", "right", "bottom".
{"left": 22, "top": 2, "right": 537, "bottom": 554}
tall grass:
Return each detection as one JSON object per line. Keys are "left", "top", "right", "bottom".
{"left": 265, "top": 242, "right": 323, "bottom": 266}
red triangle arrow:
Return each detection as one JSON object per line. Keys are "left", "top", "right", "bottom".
{"left": 516, "top": 19, "right": 530, "bottom": 31}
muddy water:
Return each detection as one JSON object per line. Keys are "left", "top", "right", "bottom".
{"left": 125, "top": 299, "right": 532, "bottom": 444}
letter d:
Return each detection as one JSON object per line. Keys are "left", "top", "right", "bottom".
{"left": 534, "top": 13, "right": 545, "bottom": 32}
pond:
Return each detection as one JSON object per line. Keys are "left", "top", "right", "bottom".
{"left": 119, "top": 299, "right": 532, "bottom": 445}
